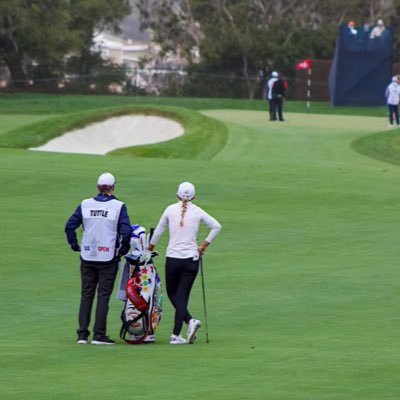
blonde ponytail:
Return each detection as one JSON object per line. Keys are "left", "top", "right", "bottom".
{"left": 180, "top": 199, "right": 188, "bottom": 227}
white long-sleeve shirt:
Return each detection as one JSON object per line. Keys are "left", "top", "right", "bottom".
{"left": 267, "top": 77, "right": 277, "bottom": 100}
{"left": 386, "top": 82, "right": 400, "bottom": 105}
{"left": 150, "top": 201, "right": 222, "bottom": 259}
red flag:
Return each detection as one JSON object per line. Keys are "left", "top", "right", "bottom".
{"left": 296, "top": 59, "right": 311, "bottom": 70}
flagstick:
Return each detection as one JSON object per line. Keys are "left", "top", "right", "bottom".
{"left": 306, "top": 67, "right": 311, "bottom": 113}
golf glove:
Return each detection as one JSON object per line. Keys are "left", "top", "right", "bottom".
{"left": 140, "top": 250, "right": 152, "bottom": 264}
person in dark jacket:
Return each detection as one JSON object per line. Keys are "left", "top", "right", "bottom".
{"left": 65, "top": 172, "right": 133, "bottom": 345}
{"left": 271, "top": 74, "right": 287, "bottom": 122}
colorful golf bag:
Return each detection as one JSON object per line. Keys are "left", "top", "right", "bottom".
{"left": 118, "top": 225, "right": 162, "bottom": 344}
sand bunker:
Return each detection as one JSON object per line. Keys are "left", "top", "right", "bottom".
{"left": 30, "top": 115, "right": 184, "bottom": 155}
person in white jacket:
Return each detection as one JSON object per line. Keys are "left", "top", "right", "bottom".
{"left": 148, "top": 182, "right": 221, "bottom": 345}
{"left": 266, "top": 71, "right": 278, "bottom": 120}
{"left": 385, "top": 76, "right": 400, "bottom": 127}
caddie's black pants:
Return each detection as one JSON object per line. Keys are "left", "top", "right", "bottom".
{"left": 77, "top": 259, "right": 119, "bottom": 337}
{"left": 272, "top": 97, "right": 284, "bottom": 121}
{"left": 165, "top": 257, "right": 199, "bottom": 336}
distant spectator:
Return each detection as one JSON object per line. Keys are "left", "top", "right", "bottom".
{"left": 266, "top": 71, "right": 278, "bottom": 121}
{"left": 370, "top": 19, "right": 385, "bottom": 39}
{"left": 363, "top": 22, "right": 371, "bottom": 33}
{"left": 271, "top": 74, "right": 287, "bottom": 122}
{"left": 385, "top": 76, "right": 400, "bottom": 128}
{"left": 361, "top": 21, "right": 371, "bottom": 40}
{"left": 347, "top": 20, "right": 358, "bottom": 36}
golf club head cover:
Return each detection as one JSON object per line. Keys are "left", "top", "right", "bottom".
{"left": 125, "top": 253, "right": 140, "bottom": 266}
{"left": 126, "top": 278, "right": 149, "bottom": 312}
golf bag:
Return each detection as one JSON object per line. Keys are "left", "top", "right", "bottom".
{"left": 118, "top": 225, "right": 162, "bottom": 344}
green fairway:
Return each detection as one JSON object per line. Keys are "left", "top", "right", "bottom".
{"left": 0, "top": 96, "right": 399, "bottom": 400}
{"left": 0, "top": 114, "right": 60, "bottom": 136}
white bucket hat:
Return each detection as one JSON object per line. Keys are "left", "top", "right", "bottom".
{"left": 177, "top": 182, "right": 195, "bottom": 200}
{"left": 97, "top": 172, "right": 115, "bottom": 187}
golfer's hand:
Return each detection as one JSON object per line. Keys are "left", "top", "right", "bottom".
{"left": 198, "top": 241, "right": 209, "bottom": 257}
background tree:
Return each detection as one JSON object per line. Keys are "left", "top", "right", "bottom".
{"left": 137, "top": 0, "right": 202, "bottom": 60}
{"left": 68, "top": 0, "right": 131, "bottom": 76}
{"left": 0, "top": 0, "right": 131, "bottom": 86}
{"left": 137, "top": 0, "right": 400, "bottom": 98}
{"left": 0, "top": 0, "right": 76, "bottom": 85}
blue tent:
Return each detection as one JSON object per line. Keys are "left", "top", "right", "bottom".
{"left": 329, "top": 24, "right": 393, "bottom": 106}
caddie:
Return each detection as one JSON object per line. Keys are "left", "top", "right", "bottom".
{"left": 65, "top": 172, "right": 132, "bottom": 345}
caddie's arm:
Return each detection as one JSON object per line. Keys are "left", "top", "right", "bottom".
{"left": 65, "top": 205, "right": 82, "bottom": 252}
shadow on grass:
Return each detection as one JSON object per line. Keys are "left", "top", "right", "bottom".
{"left": 351, "top": 129, "right": 400, "bottom": 166}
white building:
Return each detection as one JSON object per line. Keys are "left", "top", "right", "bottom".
{"left": 92, "top": 32, "right": 151, "bottom": 72}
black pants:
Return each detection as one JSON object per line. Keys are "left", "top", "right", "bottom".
{"left": 388, "top": 104, "right": 399, "bottom": 125}
{"left": 165, "top": 257, "right": 199, "bottom": 336}
{"left": 272, "top": 97, "right": 284, "bottom": 121}
{"left": 77, "top": 259, "right": 118, "bottom": 337}
{"left": 269, "top": 99, "right": 275, "bottom": 120}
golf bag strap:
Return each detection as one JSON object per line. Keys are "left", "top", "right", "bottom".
{"left": 126, "top": 278, "right": 149, "bottom": 312}
{"left": 119, "top": 311, "right": 150, "bottom": 343}
{"left": 119, "top": 313, "right": 144, "bottom": 340}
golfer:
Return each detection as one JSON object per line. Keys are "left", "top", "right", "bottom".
{"left": 65, "top": 172, "right": 133, "bottom": 345}
{"left": 148, "top": 182, "right": 221, "bottom": 344}
{"left": 385, "top": 76, "right": 400, "bottom": 127}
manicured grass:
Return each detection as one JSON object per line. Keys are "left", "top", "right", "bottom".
{"left": 0, "top": 97, "right": 399, "bottom": 400}
{"left": 0, "top": 114, "right": 60, "bottom": 136}
{"left": 0, "top": 105, "right": 228, "bottom": 160}
{"left": 0, "top": 92, "right": 388, "bottom": 116}
{"left": 352, "top": 128, "right": 400, "bottom": 166}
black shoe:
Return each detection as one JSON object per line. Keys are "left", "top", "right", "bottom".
{"left": 77, "top": 333, "right": 89, "bottom": 344}
{"left": 91, "top": 335, "right": 115, "bottom": 345}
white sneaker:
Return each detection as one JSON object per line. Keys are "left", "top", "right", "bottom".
{"left": 187, "top": 319, "right": 202, "bottom": 344}
{"left": 170, "top": 334, "right": 187, "bottom": 345}
{"left": 144, "top": 335, "right": 155, "bottom": 343}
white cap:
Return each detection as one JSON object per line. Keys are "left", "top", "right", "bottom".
{"left": 177, "top": 182, "right": 195, "bottom": 200}
{"left": 392, "top": 76, "right": 398, "bottom": 83}
{"left": 97, "top": 172, "right": 115, "bottom": 187}
{"left": 272, "top": 71, "right": 278, "bottom": 77}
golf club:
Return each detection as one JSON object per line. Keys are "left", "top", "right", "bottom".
{"left": 199, "top": 256, "right": 210, "bottom": 343}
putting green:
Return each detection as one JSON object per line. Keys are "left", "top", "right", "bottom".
{"left": 1, "top": 105, "right": 399, "bottom": 400}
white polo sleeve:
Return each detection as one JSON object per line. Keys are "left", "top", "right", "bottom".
{"left": 200, "top": 209, "right": 222, "bottom": 243}
{"left": 150, "top": 208, "right": 169, "bottom": 246}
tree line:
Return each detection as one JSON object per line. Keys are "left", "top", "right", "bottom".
{"left": 138, "top": 0, "right": 400, "bottom": 98}
{"left": 0, "top": 0, "right": 130, "bottom": 87}
{"left": 1, "top": 0, "right": 400, "bottom": 97}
